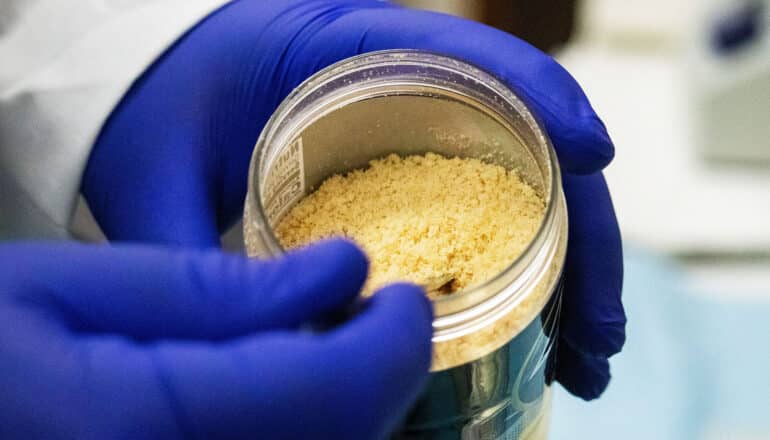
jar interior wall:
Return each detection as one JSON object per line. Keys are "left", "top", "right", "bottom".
{"left": 260, "top": 91, "right": 549, "bottom": 231}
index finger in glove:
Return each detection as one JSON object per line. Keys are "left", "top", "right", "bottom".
{"left": 0, "top": 239, "right": 368, "bottom": 340}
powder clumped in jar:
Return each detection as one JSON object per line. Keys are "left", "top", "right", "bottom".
{"left": 276, "top": 152, "right": 545, "bottom": 298}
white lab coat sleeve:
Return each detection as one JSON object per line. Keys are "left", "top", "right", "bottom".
{"left": 0, "top": 0, "right": 230, "bottom": 240}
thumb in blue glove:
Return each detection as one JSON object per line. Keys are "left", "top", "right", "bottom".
{"left": 0, "top": 239, "right": 432, "bottom": 439}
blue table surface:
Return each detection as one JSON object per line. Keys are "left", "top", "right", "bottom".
{"left": 550, "top": 248, "right": 770, "bottom": 440}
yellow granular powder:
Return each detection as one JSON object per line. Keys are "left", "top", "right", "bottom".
{"left": 276, "top": 153, "right": 545, "bottom": 298}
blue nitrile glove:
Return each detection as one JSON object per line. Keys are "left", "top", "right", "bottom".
{"left": 0, "top": 239, "right": 432, "bottom": 439}
{"left": 82, "top": 0, "right": 625, "bottom": 399}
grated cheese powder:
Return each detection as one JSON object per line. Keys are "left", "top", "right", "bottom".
{"left": 276, "top": 153, "right": 545, "bottom": 298}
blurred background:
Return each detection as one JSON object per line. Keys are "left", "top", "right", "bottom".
{"left": 395, "top": 1, "right": 770, "bottom": 439}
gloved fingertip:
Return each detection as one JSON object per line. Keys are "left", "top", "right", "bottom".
{"left": 285, "top": 238, "right": 370, "bottom": 285}
{"left": 353, "top": 283, "right": 434, "bottom": 371}
{"left": 373, "top": 282, "right": 434, "bottom": 327}
{"left": 211, "top": 239, "right": 372, "bottom": 332}
{"left": 562, "top": 318, "right": 627, "bottom": 359}
{"left": 555, "top": 339, "right": 611, "bottom": 401}
{"left": 553, "top": 118, "right": 615, "bottom": 175}
{"left": 588, "top": 115, "right": 615, "bottom": 162}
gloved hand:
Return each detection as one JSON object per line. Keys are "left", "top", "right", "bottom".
{"left": 83, "top": 0, "right": 625, "bottom": 399}
{"left": 0, "top": 239, "right": 432, "bottom": 439}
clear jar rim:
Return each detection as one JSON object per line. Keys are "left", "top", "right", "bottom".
{"left": 247, "top": 50, "right": 565, "bottom": 339}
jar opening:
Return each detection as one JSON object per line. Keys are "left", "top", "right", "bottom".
{"left": 244, "top": 50, "right": 564, "bottom": 340}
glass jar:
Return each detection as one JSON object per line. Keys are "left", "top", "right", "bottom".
{"left": 243, "top": 50, "right": 567, "bottom": 440}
